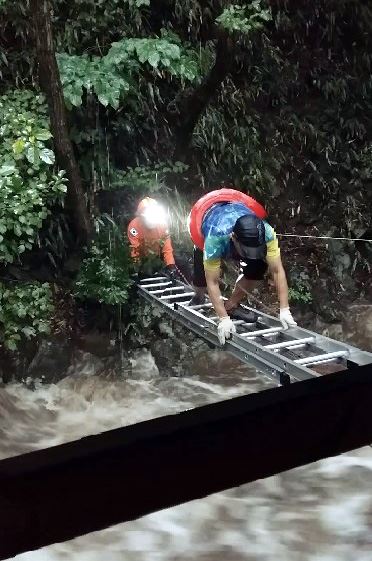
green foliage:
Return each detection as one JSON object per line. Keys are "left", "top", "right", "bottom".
{"left": 52, "top": 0, "right": 149, "bottom": 56}
{"left": 135, "top": 253, "right": 164, "bottom": 278}
{"left": 193, "top": 2, "right": 372, "bottom": 237}
{"left": 109, "top": 161, "right": 189, "bottom": 191}
{"left": 2, "top": 0, "right": 372, "bottom": 291}
{"left": 289, "top": 280, "right": 313, "bottom": 305}
{"left": 57, "top": 54, "right": 131, "bottom": 109}
{"left": 75, "top": 217, "right": 133, "bottom": 305}
{"left": 216, "top": 1, "right": 271, "bottom": 34}
{"left": 125, "top": 0, "right": 149, "bottom": 7}
{"left": 0, "top": 282, "right": 53, "bottom": 350}
{"left": 57, "top": 34, "right": 201, "bottom": 109}
{"left": 109, "top": 35, "right": 201, "bottom": 79}
{"left": 0, "top": 90, "right": 67, "bottom": 263}
{"left": 193, "top": 77, "right": 282, "bottom": 194}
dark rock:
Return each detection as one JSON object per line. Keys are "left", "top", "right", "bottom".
{"left": 77, "top": 330, "right": 117, "bottom": 358}
{"left": 0, "top": 353, "right": 19, "bottom": 384}
{"left": 65, "top": 350, "right": 106, "bottom": 377}
{"left": 327, "top": 238, "right": 355, "bottom": 290}
{"left": 342, "top": 303, "right": 372, "bottom": 352}
{"left": 311, "top": 280, "right": 343, "bottom": 323}
{"left": 150, "top": 337, "right": 188, "bottom": 376}
{"left": 314, "top": 317, "right": 343, "bottom": 341}
{"left": 0, "top": 339, "right": 38, "bottom": 383}
{"left": 150, "top": 320, "right": 207, "bottom": 377}
{"left": 26, "top": 338, "right": 73, "bottom": 383}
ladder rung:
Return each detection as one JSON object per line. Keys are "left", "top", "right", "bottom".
{"left": 306, "top": 358, "right": 342, "bottom": 367}
{"left": 266, "top": 337, "right": 315, "bottom": 350}
{"left": 294, "top": 351, "right": 348, "bottom": 366}
{"left": 239, "top": 327, "right": 283, "bottom": 338}
{"left": 209, "top": 318, "right": 247, "bottom": 326}
{"left": 140, "top": 276, "right": 168, "bottom": 283}
{"left": 150, "top": 286, "right": 185, "bottom": 295}
{"left": 187, "top": 303, "right": 213, "bottom": 310}
{"left": 144, "top": 281, "right": 172, "bottom": 289}
{"left": 160, "top": 292, "right": 194, "bottom": 301}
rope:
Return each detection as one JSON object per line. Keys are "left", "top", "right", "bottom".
{"left": 277, "top": 234, "right": 372, "bottom": 243}
{"left": 174, "top": 265, "right": 193, "bottom": 288}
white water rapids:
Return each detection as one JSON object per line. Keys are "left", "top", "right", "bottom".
{"left": 1, "top": 348, "right": 372, "bottom": 561}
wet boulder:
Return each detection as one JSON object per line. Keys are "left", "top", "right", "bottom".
{"left": 77, "top": 330, "right": 117, "bottom": 358}
{"left": 342, "top": 304, "right": 372, "bottom": 352}
{"left": 26, "top": 337, "right": 73, "bottom": 383}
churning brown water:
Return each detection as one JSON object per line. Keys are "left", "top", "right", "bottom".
{"left": 1, "top": 348, "right": 372, "bottom": 561}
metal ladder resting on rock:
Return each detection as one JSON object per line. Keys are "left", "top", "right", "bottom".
{"left": 137, "top": 275, "right": 372, "bottom": 385}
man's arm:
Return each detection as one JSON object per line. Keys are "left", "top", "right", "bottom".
{"left": 205, "top": 267, "right": 228, "bottom": 319}
{"left": 266, "top": 255, "right": 289, "bottom": 308}
{"left": 205, "top": 266, "right": 237, "bottom": 344}
{"left": 267, "top": 256, "right": 297, "bottom": 328}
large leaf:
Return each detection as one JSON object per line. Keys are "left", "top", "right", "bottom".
{"left": 39, "top": 148, "right": 55, "bottom": 165}
{"left": 35, "top": 130, "right": 53, "bottom": 141}
{"left": 0, "top": 164, "right": 16, "bottom": 176}
{"left": 12, "top": 139, "right": 25, "bottom": 155}
{"left": 26, "top": 145, "right": 40, "bottom": 165}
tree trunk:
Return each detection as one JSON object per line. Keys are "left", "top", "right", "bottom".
{"left": 172, "top": 36, "right": 235, "bottom": 160}
{"left": 30, "top": 0, "right": 92, "bottom": 245}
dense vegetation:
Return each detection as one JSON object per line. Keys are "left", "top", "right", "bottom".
{"left": 1, "top": 0, "right": 372, "bottom": 350}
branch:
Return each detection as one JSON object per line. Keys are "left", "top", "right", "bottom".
{"left": 170, "top": 34, "right": 235, "bottom": 159}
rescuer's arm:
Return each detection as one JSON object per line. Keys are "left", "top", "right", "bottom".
{"left": 127, "top": 222, "right": 142, "bottom": 261}
{"left": 162, "top": 234, "right": 176, "bottom": 266}
{"left": 204, "top": 266, "right": 227, "bottom": 319}
{"left": 267, "top": 255, "right": 297, "bottom": 328}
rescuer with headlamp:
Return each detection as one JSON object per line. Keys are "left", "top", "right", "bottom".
{"left": 127, "top": 197, "right": 178, "bottom": 278}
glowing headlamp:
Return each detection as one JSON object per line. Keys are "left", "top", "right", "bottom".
{"left": 141, "top": 201, "right": 168, "bottom": 229}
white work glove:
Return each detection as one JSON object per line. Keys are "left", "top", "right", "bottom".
{"left": 217, "top": 317, "right": 236, "bottom": 345}
{"left": 279, "top": 307, "right": 297, "bottom": 330}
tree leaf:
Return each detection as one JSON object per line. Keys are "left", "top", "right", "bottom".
{"left": 0, "top": 164, "right": 16, "bottom": 176}
{"left": 21, "top": 326, "right": 36, "bottom": 338}
{"left": 148, "top": 51, "right": 160, "bottom": 68}
{"left": 35, "top": 130, "right": 53, "bottom": 141}
{"left": 12, "top": 139, "right": 25, "bottom": 155}
{"left": 26, "top": 146, "right": 40, "bottom": 165}
{"left": 39, "top": 148, "right": 55, "bottom": 165}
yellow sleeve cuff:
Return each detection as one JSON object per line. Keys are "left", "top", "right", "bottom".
{"left": 203, "top": 258, "right": 221, "bottom": 272}
{"left": 266, "top": 238, "right": 280, "bottom": 259}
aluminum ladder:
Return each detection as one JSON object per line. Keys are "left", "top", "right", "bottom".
{"left": 137, "top": 275, "right": 372, "bottom": 385}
